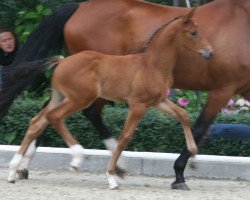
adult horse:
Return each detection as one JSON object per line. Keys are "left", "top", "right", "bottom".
{"left": 0, "top": 0, "right": 250, "bottom": 190}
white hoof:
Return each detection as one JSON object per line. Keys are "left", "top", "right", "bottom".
{"left": 7, "top": 172, "right": 16, "bottom": 184}
{"left": 69, "top": 165, "right": 78, "bottom": 172}
{"left": 8, "top": 154, "right": 23, "bottom": 183}
{"left": 69, "top": 144, "right": 84, "bottom": 170}
{"left": 106, "top": 171, "right": 118, "bottom": 190}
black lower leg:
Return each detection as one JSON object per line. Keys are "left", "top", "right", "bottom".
{"left": 172, "top": 117, "right": 211, "bottom": 189}
{"left": 82, "top": 104, "right": 112, "bottom": 140}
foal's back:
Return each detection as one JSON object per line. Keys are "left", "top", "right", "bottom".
{"left": 52, "top": 51, "right": 166, "bottom": 103}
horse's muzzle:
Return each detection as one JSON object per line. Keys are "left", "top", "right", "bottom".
{"left": 201, "top": 48, "right": 213, "bottom": 60}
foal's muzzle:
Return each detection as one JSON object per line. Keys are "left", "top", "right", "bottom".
{"left": 200, "top": 48, "right": 213, "bottom": 60}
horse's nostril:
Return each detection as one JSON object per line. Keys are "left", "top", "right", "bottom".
{"left": 202, "top": 49, "right": 213, "bottom": 60}
{"left": 209, "top": 51, "right": 214, "bottom": 58}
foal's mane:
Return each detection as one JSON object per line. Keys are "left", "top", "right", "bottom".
{"left": 135, "top": 16, "right": 182, "bottom": 54}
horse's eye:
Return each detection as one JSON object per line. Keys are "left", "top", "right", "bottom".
{"left": 190, "top": 31, "right": 198, "bottom": 37}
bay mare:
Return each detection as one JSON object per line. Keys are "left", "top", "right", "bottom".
{"left": 7, "top": 10, "right": 213, "bottom": 189}
{"left": 0, "top": 0, "right": 250, "bottom": 190}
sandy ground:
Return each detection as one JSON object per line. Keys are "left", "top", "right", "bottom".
{"left": 0, "top": 168, "right": 249, "bottom": 200}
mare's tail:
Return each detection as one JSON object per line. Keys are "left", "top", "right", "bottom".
{"left": 0, "top": 3, "right": 79, "bottom": 121}
{"left": 0, "top": 56, "right": 61, "bottom": 121}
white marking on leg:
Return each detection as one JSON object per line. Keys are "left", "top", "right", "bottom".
{"left": 8, "top": 154, "right": 23, "bottom": 182}
{"left": 18, "top": 140, "right": 37, "bottom": 171}
{"left": 106, "top": 171, "right": 118, "bottom": 190}
{"left": 69, "top": 144, "right": 84, "bottom": 171}
{"left": 103, "top": 138, "right": 126, "bottom": 169}
{"left": 103, "top": 137, "right": 118, "bottom": 151}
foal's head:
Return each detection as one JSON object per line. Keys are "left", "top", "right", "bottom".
{"left": 175, "top": 8, "right": 213, "bottom": 60}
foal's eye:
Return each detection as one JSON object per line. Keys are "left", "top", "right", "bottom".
{"left": 190, "top": 31, "right": 198, "bottom": 37}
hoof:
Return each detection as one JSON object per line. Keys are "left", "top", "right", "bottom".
{"left": 106, "top": 171, "right": 119, "bottom": 190}
{"left": 8, "top": 180, "right": 16, "bottom": 184}
{"left": 171, "top": 181, "right": 190, "bottom": 191}
{"left": 69, "top": 165, "right": 78, "bottom": 172}
{"left": 110, "top": 184, "right": 119, "bottom": 190}
{"left": 189, "top": 161, "right": 196, "bottom": 170}
{"left": 17, "top": 169, "right": 29, "bottom": 180}
{"left": 115, "top": 166, "right": 126, "bottom": 178}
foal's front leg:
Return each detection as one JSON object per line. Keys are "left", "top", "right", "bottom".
{"left": 155, "top": 98, "right": 197, "bottom": 156}
{"left": 83, "top": 102, "right": 126, "bottom": 178}
{"left": 106, "top": 103, "right": 146, "bottom": 189}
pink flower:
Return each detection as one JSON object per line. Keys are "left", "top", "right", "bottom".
{"left": 244, "top": 100, "right": 250, "bottom": 107}
{"left": 227, "top": 99, "right": 235, "bottom": 107}
{"left": 177, "top": 98, "right": 189, "bottom": 107}
{"left": 166, "top": 90, "right": 170, "bottom": 96}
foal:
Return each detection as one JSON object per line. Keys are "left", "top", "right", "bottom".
{"left": 8, "top": 9, "right": 212, "bottom": 188}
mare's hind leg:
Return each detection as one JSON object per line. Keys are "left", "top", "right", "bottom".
{"left": 155, "top": 98, "right": 197, "bottom": 156}
{"left": 8, "top": 110, "right": 49, "bottom": 183}
{"left": 83, "top": 99, "right": 126, "bottom": 177}
{"left": 106, "top": 103, "right": 147, "bottom": 189}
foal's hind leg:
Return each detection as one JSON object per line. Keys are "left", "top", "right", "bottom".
{"left": 8, "top": 110, "right": 49, "bottom": 183}
{"left": 106, "top": 103, "right": 147, "bottom": 189}
{"left": 8, "top": 89, "right": 62, "bottom": 183}
{"left": 17, "top": 139, "right": 37, "bottom": 180}
{"left": 46, "top": 98, "right": 96, "bottom": 171}
{"left": 155, "top": 98, "right": 197, "bottom": 156}
{"left": 18, "top": 101, "right": 50, "bottom": 180}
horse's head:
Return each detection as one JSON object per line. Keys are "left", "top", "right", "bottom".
{"left": 176, "top": 8, "right": 213, "bottom": 60}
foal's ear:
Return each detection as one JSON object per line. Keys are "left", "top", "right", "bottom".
{"left": 182, "top": 7, "right": 197, "bottom": 24}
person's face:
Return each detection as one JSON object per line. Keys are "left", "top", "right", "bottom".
{"left": 0, "top": 32, "right": 16, "bottom": 53}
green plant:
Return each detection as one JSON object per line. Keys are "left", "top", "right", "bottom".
{"left": 171, "top": 90, "right": 208, "bottom": 113}
{"left": 14, "top": 4, "right": 52, "bottom": 42}
{"left": 0, "top": 93, "right": 249, "bottom": 156}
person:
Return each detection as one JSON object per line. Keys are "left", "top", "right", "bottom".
{"left": 206, "top": 97, "right": 250, "bottom": 140}
{"left": 207, "top": 124, "right": 250, "bottom": 140}
{"left": 0, "top": 27, "right": 19, "bottom": 90}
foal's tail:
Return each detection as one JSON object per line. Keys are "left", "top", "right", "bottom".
{"left": 0, "top": 56, "right": 61, "bottom": 121}
{"left": 12, "top": 56, "right": 61, "bottom": 79}
{"left": 0, "top": 3, "right": 79, "bottom": 121}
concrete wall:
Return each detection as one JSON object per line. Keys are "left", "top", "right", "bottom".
{"left": 0, "top": 145, "right": 250, "bottom": 180}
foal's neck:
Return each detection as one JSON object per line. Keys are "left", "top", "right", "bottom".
{"left": 144, "top": 21, "right": 180, "bottom": 74}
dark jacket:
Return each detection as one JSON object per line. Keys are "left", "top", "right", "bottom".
{"left": 0, "top": 43, "right": 19, "bottom": 67}
{"left": 0, "top": 43, "right": 20, "bottom": 89}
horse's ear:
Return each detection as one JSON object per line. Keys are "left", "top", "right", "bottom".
{"left": 183, "top": 7, "right": 197, "bottom": 24}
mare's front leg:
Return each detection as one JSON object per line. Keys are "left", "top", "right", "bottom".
{"left": 171, "top": 90, "right": 233, "bottom": 190}
{"left": 106, "top": 103, "right": 146, "bottom": 189}
{"left": 8, "top": 111, "right": 49, "bottom": 183}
